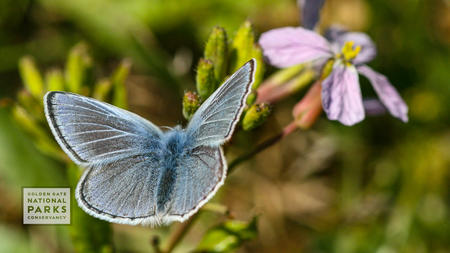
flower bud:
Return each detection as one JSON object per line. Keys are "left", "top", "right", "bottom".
{"left": 45, "top": 69, "right": 64, "bottom": 91}
{"left": 246, "top": 91, "right": 257, "bottom": 105}
{"left": 196, "top": 58, "right": 216, "bottom": 100}
{"left": 111, "top": 59, "right": 131, "bottom": 109}
{"left": 242, "top": 103, "right": 271, "bottom": 131}
{"left": 65, "top": 43, "right": 92, "bottom": 93}
{"left": 257, "top": 68, "right": 316, "bottom": 104}
{"left": 230, "top": 21, "right": 255, "bottom": 72}
{"left": 292, "top": 81, "right": 322, "bottom": 129}
{"left": 18, "top": 56, "right": 44, "bottom": 100}
{"left": 251, "top": 44, "right": 264, "bottom": 90}
{"left": 182, "top": 91, "right": 200, "bottom": 120}
{"left": 205, "top": 26, "right": 228, "bottom": 83}
{"left": 17, "top": 90, "right": 41, "bottom": 120}
{"left": 93, "top": 79, "right": 112, "bottom": 101}
{"left": 320, "top": 59, "right": 334, "bottom": 80}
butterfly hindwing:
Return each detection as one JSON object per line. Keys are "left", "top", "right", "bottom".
{"left": 166, "top": 146, "right": 226, "bottom": 221}
{"left": 76, "top": 153, "right": 162, "bottom": 225}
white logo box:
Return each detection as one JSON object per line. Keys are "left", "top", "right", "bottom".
{"left": 23, "top": 188, "right": 71, "bottom": 225}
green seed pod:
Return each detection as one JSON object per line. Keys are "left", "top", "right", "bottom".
{"left": 242, "top": 103, "right": 271, "bottom": 131}
{"left": 12, "top": 105, "right": 62, "bottom": 158}
{"left": 251, "top": 44, "right": 265, "bottom": 90}
{"left": 246, "top": 91, "right": 257, "bottom": 106}
{"left": 18, "top": 56, "right": 44, "bottom": 100}
{"left": 205, "top": 26, "right": 228, "bottom": 83}
{"left": 93, "top": 79, "right": 112, "bottom": 102}
{"left": 230, "top": 21, "right": 255, "bottom": 72}
{"left": 17, "top": 90, "right": 41, "bottom": 120}
{"left": 287, "top": 68, "right": 317, "bottom": 94}
{"left": 45, "top": 69, "right": 64, "bottom": 91}
{"left": 65, "top": 43, "right": 92, "bottom": 93}
{"left": 111, "top": 59, "right": 131, "bottom": 109}
{"left": 182, "top": 91, "right": 201, "bottom": 120}
{"left": 320, "top": 59, "right": 335, "bottom": 80}
{"left": 267, "top": 64, "right": 306, "bottom": 86}
{"left": 196, "top": 59, "right": 216, "bottom": 100}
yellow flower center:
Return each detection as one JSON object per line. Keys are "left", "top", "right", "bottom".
{"left": 336, "top": 41, "right": 361, "bottom": 64}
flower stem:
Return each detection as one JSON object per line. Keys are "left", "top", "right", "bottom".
{"left": 160, "top": 214, "right": 199, "bottom": 253}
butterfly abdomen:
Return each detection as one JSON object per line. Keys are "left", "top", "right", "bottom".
{"left": 155, "top": 130, "right": 191, "bottom": 215}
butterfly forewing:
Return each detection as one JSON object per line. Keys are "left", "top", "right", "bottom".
{"left": 45, "top": 91, "right": 162, "bottom": 165}
{"left": 187, "top": 59, "right": 255, "bottom": 147}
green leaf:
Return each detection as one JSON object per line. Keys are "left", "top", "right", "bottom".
{"left": 196, "top": 217, "right": 258, "bottom": 253}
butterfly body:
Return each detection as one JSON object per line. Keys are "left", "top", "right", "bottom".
{"left": 44, "top": 59, "right": 255, "bottom": 226}
{"left": 154, "top": 129, "right": 193, "bottom": 215}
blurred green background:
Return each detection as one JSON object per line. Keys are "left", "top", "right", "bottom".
{"left": 0, "top": 0, "right": 449, "bottom": 252}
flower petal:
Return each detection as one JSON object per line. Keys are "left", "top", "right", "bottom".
{"left": 322, "top": 63, "right": 365, "bottom": 126}
{"left": 358, "top": 65, "right": 408, "bottom": 122}
{"left": 298, "top": 0, "right": 325, "bottom": 30}
{"left": 259, "top": 27, "right": 332, "bottom": 68}
{"left": 326, "top": 26, "right": 377, "bottom": 65}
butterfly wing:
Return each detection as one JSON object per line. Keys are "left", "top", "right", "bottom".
{"left": 162, "top": 146, "right": 226, "bottom": 222}
{"left": 45, "top": 91, "right": 162, "bottom": 165}
{"left": 76, "top": 153, "right": 163, "bottom": 225}
{"left": 45, "top": 91, "right": 163, "bottom": 225}
{"left": 186, "top": 59, "right": 255, "bottom": 147}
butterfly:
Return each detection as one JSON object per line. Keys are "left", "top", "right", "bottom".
{"left": 44, "top": 59, "right": 255, "bottom": 226}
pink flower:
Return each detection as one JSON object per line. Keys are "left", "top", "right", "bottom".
{"left": 259, "top": 26, "right": 408, "bottom": 126}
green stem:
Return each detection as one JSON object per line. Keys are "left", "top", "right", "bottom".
{"left": 228, "top": 133, "right": 282, "bottom": 174}
{"left": 229, "top": 121, "right": 298, "bottom": 174}
{"left": 151, "top": 235, "right": 162, "bottom": 253}
{"left": 161, "top": 214, "right": 199, "bottom": 253}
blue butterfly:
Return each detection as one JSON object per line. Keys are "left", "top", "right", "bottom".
{"left": 44, "top": 59, "right": 255, "bottom": 226}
